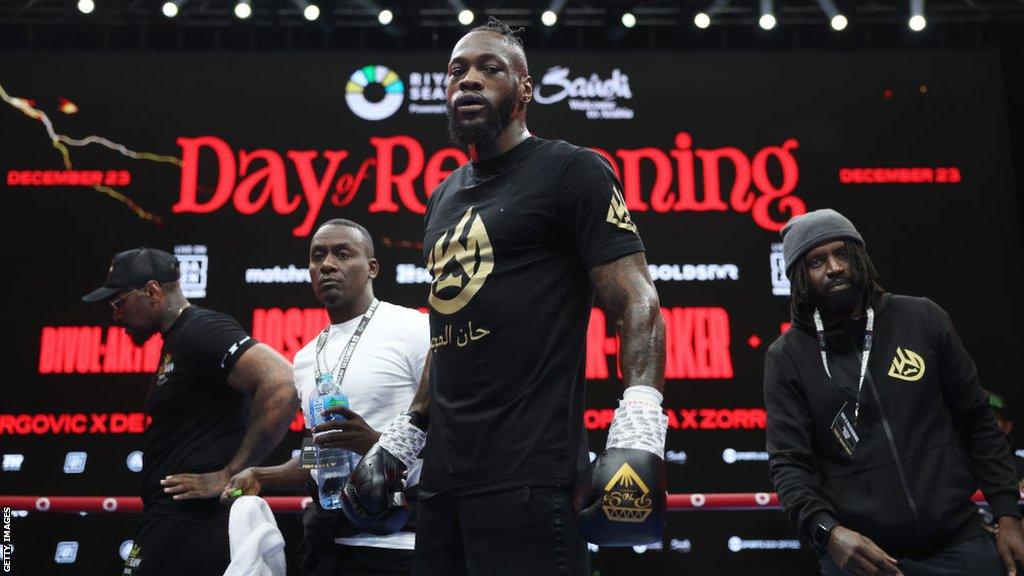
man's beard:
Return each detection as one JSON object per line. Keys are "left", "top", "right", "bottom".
{"left": 812, "top": 276, "right": 864, "bottom": 319}
{"left": 446, "top": 92, "right": 515, "bottom": 147}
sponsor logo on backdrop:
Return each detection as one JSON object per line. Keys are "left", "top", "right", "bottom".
{"left": 63, "top": 452, "right": 87, "bottom": 474}
{"left": 245, "top": 265, "right": 310, "bottom": 284}
{"left": 345, "top": 65, "right": 406, "bottom": 121}
{"left": 396, "top": 263, "right": 432, "bottom": 285}
{"left": 648, "top": 263, "right": 739, "bottom": 282}
{"left": 585, "top": 408, "right": 766, "bottom": 430}
{"left": 727, "top": 536, "right": 800, "bottom": 552}
{"left": 174, "top": 245, "right": 208, "bottom": 299}
{"left": 722, "top": 448, "right": 769, "bottom": 464}
{"left": 670, "top": 539, "right": 693, "bottom": 553}
{"left": 770, "top": 243, "right": 790, "bottom": 296}
{"left": 37, "top": 326, "right": 162, "bottom": 374}
{"left": 632, "top": 541, "right": 663, "bottom": 554}
{"left": 1, "top": 413, "right": 149, "bottom": 435}
{"left": 175, "top": 132, "right": 804, "bottom": 236}
{"left": 54, "top": 541, "right": 79, "bottom": 564}
{"left": 2, "top": 454, "right": 24, "bottom": 471}
{"left": 665, "top": 450, "right": 688, "bottom": 465}
{"left": 126, "top": 451, "right": 143, "bottom": 473}
{"left": 533, "top": 66, "right": 634, "bottom": 120}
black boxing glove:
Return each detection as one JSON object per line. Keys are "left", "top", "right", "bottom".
{"left": 574, "top": 386, "right": 668, "bottom": 547}
{"left": 340, "top": 411, "right": 426, "bottom": 535}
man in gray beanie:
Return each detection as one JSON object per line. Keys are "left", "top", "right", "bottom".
{"left": 764, "top": 208, "right": 1024, "bottom": 575}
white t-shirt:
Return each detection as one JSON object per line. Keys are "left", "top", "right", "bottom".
{"left": 293, "top": 300, "right": 429, "bottom": 550}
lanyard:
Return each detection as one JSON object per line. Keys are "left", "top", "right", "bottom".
{"left": 813, "top": 307, "right": 874, "bottom": 422}
{"left": 313, "top": 298, "right": 379, "bottom": 394}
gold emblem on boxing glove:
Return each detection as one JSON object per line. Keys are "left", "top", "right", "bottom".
{"left": 601, "top": 462, "right": 653, "bottom": 523}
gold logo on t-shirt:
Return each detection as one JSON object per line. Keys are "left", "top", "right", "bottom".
{"left": 428, "top": 206, "right": 494, "bottom": 315}
{"left": 607, "top": 185, "right": 638, "bottom": 234}
{"left": 155, "top": 354, "right": 173, "bottom": 385}
{"left": 601, "top": 462, "right": 653, "bottom": 523}
{"left": 887, "top": 347, "right": 926, "bottom": 381}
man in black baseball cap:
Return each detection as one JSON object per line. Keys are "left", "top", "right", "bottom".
{"left": 764, "top": 208, "right": 1024, "bottom": 576}
{"left": 82, "top": 247, "right": 181, "bottom": 302}
{"left": 82, "top": 247, "right": 183, "bottom": 346}
{"left": 83, "top": 247, "right": 298, "bottom": 576}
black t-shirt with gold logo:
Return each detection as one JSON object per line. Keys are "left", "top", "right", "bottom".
{"left": 421, "top": 136, "right": 645, "bottom": 496}
{"left": 142, "top": 305, "right": 257, "bottom": 521}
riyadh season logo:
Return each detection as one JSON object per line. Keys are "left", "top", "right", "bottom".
{"left": 345, "top": 65, "right": 406, "bottom": 121}
{"left": 770, "top": 243, "right": 790, "bottom": 296}
{"left": 174, "top": 245, "right": 208, "bottom": 299}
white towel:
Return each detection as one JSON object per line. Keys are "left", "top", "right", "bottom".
{"left": 224, "top": 496, "right": 287, "bottom": 576}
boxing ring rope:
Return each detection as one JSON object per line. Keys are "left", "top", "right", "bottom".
{"left": 0, "top": 492, "right": 1002, "bottom": 514}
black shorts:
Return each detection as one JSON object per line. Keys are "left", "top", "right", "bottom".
{"left": 122, "top": 514, "right": 230, "bottom": 576}
{"left": 413, "top": 486, "right": 590, "bottom": 576}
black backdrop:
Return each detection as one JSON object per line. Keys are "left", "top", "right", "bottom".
{"left": 1, "top": 49, "right": 1022, "bottom": 574}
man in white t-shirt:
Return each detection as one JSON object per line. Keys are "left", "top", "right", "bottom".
{"left": 222, "top": 218, "right": 429, "bottom": 576}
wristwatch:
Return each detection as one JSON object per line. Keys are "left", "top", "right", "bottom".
{"left": 813, "top": 518, "right": 839, "bottom": 551}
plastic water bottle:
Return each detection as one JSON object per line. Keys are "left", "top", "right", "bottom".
{"left": 310, "top": 390, "right": 355, "bottom": 510}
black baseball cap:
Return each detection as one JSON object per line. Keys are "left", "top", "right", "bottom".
{"left": 82, "top": 247, "right": 180, "bottom": 303}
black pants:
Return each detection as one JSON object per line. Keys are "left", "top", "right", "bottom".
{"left": 820, "top": 535, "right": 1005, "bottom": 576}
{"left": 299, "top": 543, "right": 414, "bottom": 576}
{"left": 122, "top": 514, "right": 230, "bottom": 576}
{"left": 413, "top": 486, "right": 590, "bottom": 576}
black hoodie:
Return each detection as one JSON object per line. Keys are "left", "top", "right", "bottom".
{"left": 764, "top": 293, "right": 1020, "bottom": 557}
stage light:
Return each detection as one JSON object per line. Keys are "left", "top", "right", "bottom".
{"left": 758, "top": 0, "right": 775, "bottom": 30}
{"left": 830, "top": 14, "right": 847, "bottom": 30}
{"left": 541, "top": 10, "right": 557, "bottom": 27}
{"left": 909, "top": 0, "right": 926, "bottom": 31}
{"left": 378, "top": 9, "right": 393, "bottom": 25}
{"left": 161, "top": 1, "right": 178, "bottom": 17}
{"left": 234, "top": 0, "right": 252, "bottom": 19}
{"left": 621, "top": 12, "right": 636, "bottom": 28}
{"left": 694, "top": 12, "right": 711, "bottom": 29}
{"left": 458, "top": 9, "right": 474, "bottom": 25}
{"left": 303, "top": 3, "right": 319, "bottom": 21}
{"left": 77, "top": 0, "right": 95, "bottom": 14}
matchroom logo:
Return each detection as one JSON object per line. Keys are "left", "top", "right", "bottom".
{"left": 345, "top": 65, "right": 405, "bottom": 121}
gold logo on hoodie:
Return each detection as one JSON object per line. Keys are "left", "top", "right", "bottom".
{"left": 601, "top": 462, "right": 653, "bottom": 523}
{"left": 888, "top": 347, "right": 926, "bottom": 382}
{"left": 428, "top": 206, "right": 494, "bottom": 315}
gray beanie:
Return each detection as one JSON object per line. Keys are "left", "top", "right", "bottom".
{"left": 780, "top": 208, "right": 864, "bottom": 277}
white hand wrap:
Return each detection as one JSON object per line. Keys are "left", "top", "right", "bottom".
{"left": 605, "top": 386, "right": 669, "bottom": 459}
{"left": 376, "top": 413, "right": 427, "bottom": 470}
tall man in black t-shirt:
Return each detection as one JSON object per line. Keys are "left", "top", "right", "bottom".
{"left": 338, "top": 17, "right": 669, "bottom": 576}
{"left": 83, "top": 247, "right": 298, "bottom": 576}
{"left": 764, "top": 209, "right": 1024, "bottom": 576}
